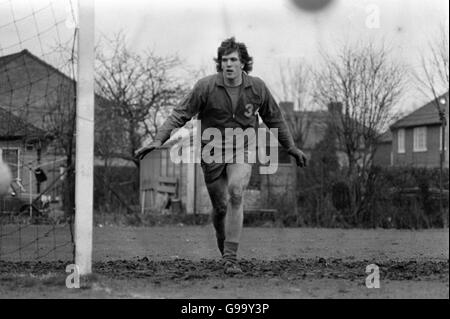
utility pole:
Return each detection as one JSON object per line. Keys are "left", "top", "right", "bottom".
{"left": 438, "top": 96, "right": 447, "bottom": 224}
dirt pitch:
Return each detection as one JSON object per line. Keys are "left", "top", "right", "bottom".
{"left": 0, "top": 225, "right": 448, "bottom": 298}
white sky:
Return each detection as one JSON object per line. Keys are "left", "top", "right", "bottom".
{"left": 1, "top": 0, "right": 449, "bottom": 113}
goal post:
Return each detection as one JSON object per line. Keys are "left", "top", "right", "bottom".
{"left": 75, "top": 0, "right": 95, "bottom": 275}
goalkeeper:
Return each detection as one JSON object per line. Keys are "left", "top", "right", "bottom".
{"left": 136, "top": 37, "right": 307, "bottom": 274}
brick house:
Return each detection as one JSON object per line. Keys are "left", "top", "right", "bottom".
{"left": 0, "top": 49, "right": 80, "bottom": 209}
{"left": 373, "top": 130, "right": 393, "bottom": 167}
{"left": 389, "top": 92, "right": 449, "bottom": 167}
{"left": 0, "top": 49, "right": 124, "bottom": 211}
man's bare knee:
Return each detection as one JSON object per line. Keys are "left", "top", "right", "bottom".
{"left": 228, "top": 184, "right": 243, "bottom": 207}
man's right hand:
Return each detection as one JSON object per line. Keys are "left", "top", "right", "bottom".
{"left": 287, "top": 147, "right": 308, "bottom": 168}
{"left": 135, "top": 140, "right": 162, "bottom": 160}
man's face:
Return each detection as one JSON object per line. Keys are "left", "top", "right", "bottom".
{"left": 221, "top": 51, "right": 244, "bottom": 83}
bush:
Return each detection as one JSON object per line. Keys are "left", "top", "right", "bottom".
{"left": 91, "top": 161, "right": 448, "bottom": 229}
{"left": 294, "top": 165, "right": 449, "bottom": 229}
{"left": 367, "top": 166, "right": 449, "bottom": 229}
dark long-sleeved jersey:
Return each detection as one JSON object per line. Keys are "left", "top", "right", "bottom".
{"left": 154, "top": 72, "right": 296, "bottom": 152}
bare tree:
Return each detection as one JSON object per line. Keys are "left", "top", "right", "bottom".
{"left": 272, "top": 59, "right": 314, "bottom": 148}
{"left": 314, "top": 40, "right": 405, "bottom": 221}
{"left": 414, "top": 23, "right": 449, "bottom": 224}
{"left": 95, "top": 31, "right": 188, "bottom": 167}
{"left": 415, "top": 24, "right": 449, "bottom": 103}
{"left": 414, "top": 23, "right": 449, "bottom": 162}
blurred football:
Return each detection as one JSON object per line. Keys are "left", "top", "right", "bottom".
{"left": 290, "top": 0, "right": 334, "bottom": 12}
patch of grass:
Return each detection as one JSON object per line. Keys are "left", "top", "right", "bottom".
{"left": 22, "top": 276, "right": 40, "bottom": 288}
{"left": 79, "top": 273, "right": 100, "bottom": 289}
{"left": 0, "top": 274, "right": 40, "bottom": 288}
{"left": 42, "top": 274, "right": 67, "bottom": 287}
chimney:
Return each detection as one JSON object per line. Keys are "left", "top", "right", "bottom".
{"left": 279, "top": 101, "right": 294, "bottom": 115}
{"left": 327, "top": 101, "right": 343, "bottom": 115}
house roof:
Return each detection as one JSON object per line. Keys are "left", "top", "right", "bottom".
{"left": 0, "top": 49, "right": 73, "bottom": 84}
{"left": 0, "top": 49, "right": 113, "bottom": 108}
{"left": 391, "top": 92, "right": 449, "bottom": 129}
{"left": 0, "top": 50, "right": 114, "bottom": 141}
{"left": 0, "top": 106, "right": 49, "bottom": 141}
{"left": 0, "top": 51, "right": 24, "bottom": 68}
{"left": 286, "top": 109, "right": 373, "bottom": 150}
{"left": 378, "top": 130, "right": 392, "bottom": 143}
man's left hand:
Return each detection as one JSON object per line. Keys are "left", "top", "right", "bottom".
{"left": 288, "top": 147, "right": 308, "bottom": 167}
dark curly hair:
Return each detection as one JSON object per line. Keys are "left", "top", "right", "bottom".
{"left": 214, "top": 37, "right": 253, "bottom": 73}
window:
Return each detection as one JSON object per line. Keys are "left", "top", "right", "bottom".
{"left": 397, "top": 129, "right": 405, "bottom": 153}
{"left": 0, "top": 148, "right": 19, "bottom": 179}
{"left": 25, "top": 142, "right": 34, "bottom": 151}
{"left": 160, "top": 149, "right": 167, "bottom": 176}
{"left": 413, "top": 127, "right": 427, "bottom": 152}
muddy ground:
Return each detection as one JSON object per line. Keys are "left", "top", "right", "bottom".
{"left": 0, "top": 226, "right": 448, "bottom": 298}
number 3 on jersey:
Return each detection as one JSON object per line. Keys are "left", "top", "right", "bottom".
{"left": 244, "top": 104, "right": 254, "bottom": 118}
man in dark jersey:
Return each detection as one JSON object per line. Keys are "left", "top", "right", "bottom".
{"left": 136, "top": 37, "right": 307, "bottom": 274}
